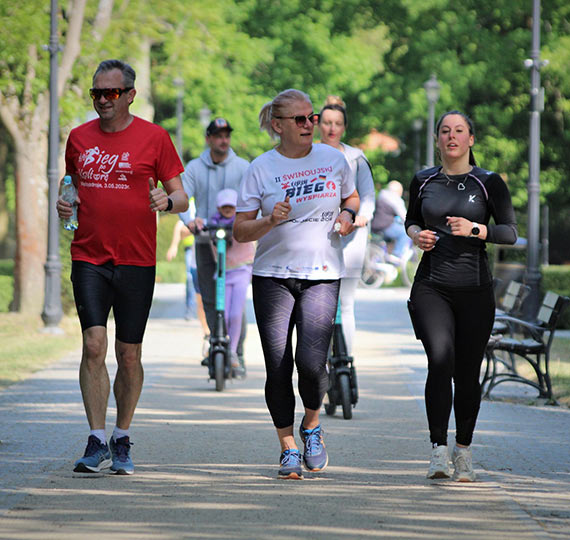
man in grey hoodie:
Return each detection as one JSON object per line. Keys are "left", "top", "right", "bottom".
{"left": 179, "top": 118, "right": 250, "bottom": 360}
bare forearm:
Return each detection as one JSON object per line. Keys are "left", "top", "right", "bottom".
{"left": 233, "top": 214, "right": 274, "bottom": 242}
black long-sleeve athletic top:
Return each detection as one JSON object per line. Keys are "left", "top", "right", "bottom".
{"left": 405, "top": 166, "right": 517, "bottom": 288}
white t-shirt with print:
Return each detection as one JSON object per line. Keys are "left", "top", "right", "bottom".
{"left": 237, "top": 144, "right": 355, "bottom": 280}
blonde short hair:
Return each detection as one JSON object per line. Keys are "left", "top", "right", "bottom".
{"left": 259, "top": 89, "right": 312, "bottom": 139}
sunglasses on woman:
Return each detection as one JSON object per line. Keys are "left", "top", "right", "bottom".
{"left": 273, "top": 113, "right": 320, "bottom": 128}
{"left": 89, "top": 87, "right": 133, "bottom": 101}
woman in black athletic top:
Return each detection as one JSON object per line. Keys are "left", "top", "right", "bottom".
{"left": 405, "top": 110, "right": 517, "bottom": 482}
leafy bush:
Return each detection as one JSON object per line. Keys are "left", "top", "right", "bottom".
{"left": 0, "top": 259, "right": 13, "bottom": 276}
{"left": 0, "top": 275, "right": 13, "bottom": 311}
{"left": 156, "top": 213, "right": 186, "bottom": 283}
{"left": 156, "top": 261, "right": 186, "bottom": 283}
{"left": 157, "top": 213, "right": 185, "bottom": 263}
{"left": 0, "top": 260, "right": 14, "bottom": 312}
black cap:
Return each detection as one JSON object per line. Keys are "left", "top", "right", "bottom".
{"left": 206, "top": 117, "right": 233, "bottom": 136}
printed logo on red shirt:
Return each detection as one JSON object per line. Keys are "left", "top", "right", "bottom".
{"left": 78, "top": 146, "right": 133, "bottom": 184}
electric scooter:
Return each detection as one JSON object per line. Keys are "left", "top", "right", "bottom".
{"left": 324, "top": 300, "right": 358, "bottom": 419}
{"left": 202, "top": 223, "right": 235, "bottom": 391}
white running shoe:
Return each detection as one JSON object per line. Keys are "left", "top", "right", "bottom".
{"left": 427, "top": 445, "right": 450, "bottom": 479}
{"left": 452, "top": 445, "right": 476, "bottom": 482}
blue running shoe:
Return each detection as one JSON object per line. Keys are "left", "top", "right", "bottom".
{"left": 278, "top": 449, "right": 303, "bottom": 480}
{"left": 299, "top": 420, "right": 328, "bottom": 472}
{"left": 109, "top": 435, "right": 134, "bottom": 475}
{"left": 73, "top": 435, "right": 112, "bottom": 473}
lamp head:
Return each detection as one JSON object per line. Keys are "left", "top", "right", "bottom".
{"left": 424, "top": 74, "right": 441, "bottom": 104}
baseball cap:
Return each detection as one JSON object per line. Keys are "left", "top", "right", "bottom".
{"left": 206, "top": 117, "right": 233, "bottom": 136}
{"left": 216, "top": 188, "right": 238, "bottom": 208}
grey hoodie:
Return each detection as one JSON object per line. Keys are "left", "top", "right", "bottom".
{"left": 179, "top": 148, "right": 249, "bottom": 228}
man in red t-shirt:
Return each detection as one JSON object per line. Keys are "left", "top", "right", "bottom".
{"left": 56, "top": 59, "right": 188, "bottom": 475}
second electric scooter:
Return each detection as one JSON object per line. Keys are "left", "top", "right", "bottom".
{"left": 324, "top": 299, "right": 358, "bottom": 419}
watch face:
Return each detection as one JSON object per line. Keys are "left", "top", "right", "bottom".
{"left": 472, "top": 226, "right": 480, "bottom": 235}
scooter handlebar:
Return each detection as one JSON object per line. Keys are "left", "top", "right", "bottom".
{"left": 197, "top": 222, "right": 234, "bottom": 243}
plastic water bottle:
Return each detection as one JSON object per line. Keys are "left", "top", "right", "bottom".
{"left": 61, "top": 175, "right": 78, "bottom": 231}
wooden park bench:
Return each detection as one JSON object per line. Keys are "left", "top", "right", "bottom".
{"left": 481, "top": 290, "right": 570, "bottom": 404}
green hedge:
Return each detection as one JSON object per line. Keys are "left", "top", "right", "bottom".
{"left": 541, "top": 265, "right": 570, "bottom": 293}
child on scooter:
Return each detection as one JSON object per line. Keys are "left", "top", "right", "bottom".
{"left": 209, "top": 189, "right": 255, "bottom": 373}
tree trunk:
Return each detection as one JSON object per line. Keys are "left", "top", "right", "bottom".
{"left": 12, "top": 136, "right": 49, "bottom": 313}
{"left": 132, "top": 37, "right": 154, "bottom": 122}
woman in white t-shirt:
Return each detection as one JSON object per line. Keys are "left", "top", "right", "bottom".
{"left": 234, "top": 88, "right": 360, "bottom": 480}
{"left": 318, "top": 96, "right": 375, "bottom": 355}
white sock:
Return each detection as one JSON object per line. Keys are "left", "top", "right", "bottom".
{"left": 90, "top": 429, "right": 106, "bottom": 445}
{"left": 112, "top": 426, "right": 130, "bottom": 442}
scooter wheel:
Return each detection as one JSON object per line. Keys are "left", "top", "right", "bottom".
{"left": 338, "top": 373, "right": 353, "bottom": 419}
{"left": 214, "top": 351, "right": 225, "bottom": 392}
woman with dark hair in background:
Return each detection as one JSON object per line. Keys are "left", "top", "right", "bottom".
{"left": 405, "top": 110, "right": 517, "bottom": 482}
{"left": 233, "top": 89, "right": 359, "bottom": 479}
{"left": 318, "top": 96, "right": 375, "bottom": 354}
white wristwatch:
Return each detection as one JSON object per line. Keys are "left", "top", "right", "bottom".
{"left": 470, "top": 222, "right": 481, "bottom": 237}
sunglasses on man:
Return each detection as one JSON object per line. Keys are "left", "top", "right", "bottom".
{"left": 273, "top": 113, "right": 320, "bottom": 128}
{"left": 89, "top": 87, "right": 133, "bottom": 101}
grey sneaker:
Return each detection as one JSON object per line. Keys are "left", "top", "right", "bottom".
{"left": 278, "top": 449, "right": 303, "bottom": 480}
{"left": 452, "top": 445, "right": 476, "bottom": 482}
{"left": 299, "top": 420, "right": 328, "bottom": 472}
{"left": 427, "top": 445, "right": 450, "bottom": 479}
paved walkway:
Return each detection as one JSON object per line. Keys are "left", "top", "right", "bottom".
{"left": 0, "top": 284, "right": 568, "bottom": 539}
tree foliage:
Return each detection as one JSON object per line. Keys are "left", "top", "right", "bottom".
{"left": 0, "top": 0, "right": 569, "bottom": 316}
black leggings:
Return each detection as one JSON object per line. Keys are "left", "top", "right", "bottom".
{"left": 252, "top": 276, "right": 339, "bottom": 429}
{"left": 408, "top": 280, "right": 494, "bottom": 446}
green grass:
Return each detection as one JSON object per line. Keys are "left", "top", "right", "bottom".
{"left": 0, "top": 313, "right": 81, "bottom": 389}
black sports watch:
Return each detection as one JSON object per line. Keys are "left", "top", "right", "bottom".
{"left": 341, "top": 207, "right": 356, "bottom": 223}
{"left": 470, "top": 222, "right": 480, "bottom": 237}
{"left": 164, "top": 197, "right": 173, "bottom": 212}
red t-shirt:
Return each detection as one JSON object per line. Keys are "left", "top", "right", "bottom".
{"left": 65, "top": 116, "right": 184, "bottom": 266}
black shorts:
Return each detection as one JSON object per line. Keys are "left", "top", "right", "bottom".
{"left": 71, "top": 261, "right": 155, "bottom": 344}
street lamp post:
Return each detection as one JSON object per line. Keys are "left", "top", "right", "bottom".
{"left": 523, "top": 0, "right": 547, "bottom": 316}
{"left": 413, "top": 118, "right": 423, "bottom": 172}
{"left": 424, "top": 74, "right": 440, "bottom": 168}
{"left": 199, "top": 107, "right": 211, "bottom": 131}
{"left": 173, "top": 78, "right": 184, "bottom": 159}
{"left": 199, "top": 107, "right": 211, "bottom": 149}
{"left": 41, "top": 0, "right": 63, "bottom": 331}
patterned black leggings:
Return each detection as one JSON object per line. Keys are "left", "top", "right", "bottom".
{"left": 252, "top": 276, "right": 340, "bottom": 429}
